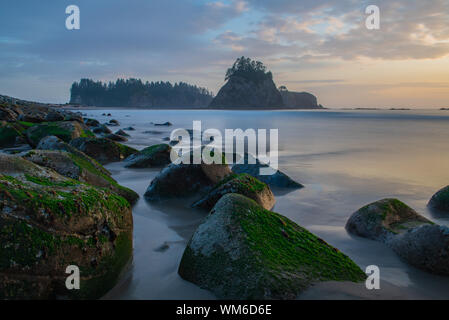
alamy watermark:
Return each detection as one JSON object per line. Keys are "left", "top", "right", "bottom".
{"left": 169, "top": 121, "right": 278, "bottom": 175}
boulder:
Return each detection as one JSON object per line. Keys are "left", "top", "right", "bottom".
{"left": 0, "top": 105, "right": 19, "bottom": 122}
{"left": 115, "top": 129, "right": 130, "bottom": 137}
{"left": 69, "top": 137, "right": 138, "bottom": 164}
{"left": 26, "top": 121, "right": 94, "bottom": 147}
{"left": 45, "top": 111, "right": 65, "bottom": 122}
{"left": 23, "top": 150, "right": 138, "bottom": 205}
{"left": 346, "top": 199, "right": 432, "bottom": 243}
{"left": 123, "top": 127, "right": 135, "bottom": 131}
{"left": 0, "top": 155, "right": 133, "bottom": 299}
{"left": 0, "top": 122, "right": 23, "bottom": 148}
{"left": 144, "top": 162, "right": 231, "bottom": 201}
{"left": 154, "top": 122, "right": 172, "bottom": 126}
{"left": 84, "top": 118, "right": 100, "bottom": 127}
{"left": 104, "top": 134, "right": 128, "bottom": 142}
{"left": 107, "top": 119, "right": 120, "bottom": 126}
{"left": 179, "top": 194, "right": 366, "bottom": 299}
{"left": 389, "top": 225, "right": 449, "bottom": 276}
{"left": 92, "top": 124, "right": 112, "bottom": 134}
{"left": 428, "top": 186, "right": 449, "bottom": 213}
{"left": 232, "top": 154, "right": 303, "bottom": 189}
{"left": 192, "top": 173, "right": 275, "bottom": 210}
{"left": 18, "top": 112, "right": 46, "bottom": 123}
{"left": 124, "top": 144, "right": 171, "bottom": 168}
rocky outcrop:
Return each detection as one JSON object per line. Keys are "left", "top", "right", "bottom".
{"left": 23, "top": 150, "right": 139, "bottom": 205}
{"left": 232, "top": 154, "right": 303, "bottom": 189}
{"left": 209, "top": 76, "right": 284, "bottom": 109}
{"left": 0, "top": 155, "right": 133, "bottom": 299}
{"left": 280, "top": 91, "right": 323, "bottom": 109}
{"left": 144, "top": 162, "right": 231, "bottom": 201}
{"left": 192, "top": 173, "right": 275, "bottom": 210}
{"left": 26, "top": 121, "right": 94, "bottom": 147}
{"left": 69, "top": 138, "right": 138, "bottom": 164}
{"left": 104, "top": 134, "right": 128, "bottom": 142}
{"left": 124, "top": 144, "right": 171, "bottom": 168}
{"left": 428, "top": 186, "right": 449, "bottom": 213}
{"left": 179, "top": 193, "right": 366, "bottom": 299}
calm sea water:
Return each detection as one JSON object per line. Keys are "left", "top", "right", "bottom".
{"left": 75, "top": 109, "right": 449, "bottom": 299}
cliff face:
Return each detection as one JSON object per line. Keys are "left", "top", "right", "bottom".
{"left": 209, "top": 76, "right": 284, "bottom": 109}
{"left": 280, "top": 91, "right": 322, "bottom": 109}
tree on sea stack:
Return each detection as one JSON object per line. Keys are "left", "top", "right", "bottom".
{"left": 209, "top": 57, "right": 284, "bottom": 109}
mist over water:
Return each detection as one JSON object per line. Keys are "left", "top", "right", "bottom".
{"left": 86, "top": 109, "right": 449, "bottom": 299}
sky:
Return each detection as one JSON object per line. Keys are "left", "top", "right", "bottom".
{"left": 0, "top": 0, "right": 448, "bottom": 108}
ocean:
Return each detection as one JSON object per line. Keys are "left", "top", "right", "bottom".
{"left": 74, "top": 108, "right": 449, "bottom": 299}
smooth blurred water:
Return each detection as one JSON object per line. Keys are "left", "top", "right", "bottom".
{"left": 77, "top": 108, "right": 449, "bottom": 299}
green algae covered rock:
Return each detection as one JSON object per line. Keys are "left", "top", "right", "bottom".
{"left": 124, "top": 144, "right": 171, "bottom": 168}
{"left": 346, "top": 199, "right": 432, "bottom": 243}
{"left": 0, "top": 155, "right": 133, "bottom": 299}
{"left": 192, "top": 173, "right": 275, "bottom": 210}
{"left": 70, "top": 137, "right": 138, "bottom": 165}
{"left": 23, "top": 150, "right": 139, "bottom": 205}
{"left": 0, "top": 122, "right": 23, "bottom": 148}
{"left": 428, "top": 186, "right": 449, "bottom": 213}
{"left": 26, "top": 121, "right": 94, "bottom": 147}
{"left": 179, "top": 193, "right": 366, "bottom": 299}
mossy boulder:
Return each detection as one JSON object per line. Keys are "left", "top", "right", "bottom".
{"left": 0, "top": 122, "right": 24, "bottom": 148}
{"left": 0, "top": 156, "right": 133, "bottom": 299}
{"left": 346, "top": 199, "right": 432, "bottom": 243}
{"left": 23, "top": 150, "right": 139, "bottom": 205}
{"left": 428, "top": 186, "right": 449, "bottom": 213}
{"left": 69, "top": 138, "right": 138, "bottom": 165}
{"left": 179, "top": 193, "right": 366, "bottom": 299}
{"left": 192, "top": 173, "right": 275, "bottom": 210}
{"left": 144, "top": 161, "right": 231, "bottom": 201}
{"left": 124, "top": 144, "right": 171, "bottom": 168}
{"left": 232, "top": 154, "right": 303, "bottom": 189}
{"left": 26, "top": 121, "right": 94, "bottom": 147}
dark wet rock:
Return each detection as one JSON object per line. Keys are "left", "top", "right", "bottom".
{"left": 23, "top": 150, "right": 139, "bottom": 205}
{"left": 123, "top": 127, "right": 135, "bottom": 131}
{"left": 115, "top": 129, "right": 130, "bottom": 137}
{"left": 124, "top": 144, "right": 171, "bottom": 168}
{"left": 144, "top": 161, "right": 231, "bottom": 201}
{"left": 45, "top": 111, "right": 65, "bottom": 122}
{"left": 104, "top": 134, "right": 128, "bottom": 142}
{"left": 107, "top": 119, "right": 120, "bottom": 126}
{"left": 154, "top": 122, "right": 172, "bottom": 126}
{"left": 26, "top": 121, "right": 94, "bottom": 147}
{"left": 192, "top": 173, "right": 275, "bottom": 210}
{"left": 346, "top": 199, "right": 432, "bottom": 243}
{"left": 69, "top": 137, "right": 138, "bottom": 164}
{"left": 179, "top": 193, "right": 366, "bottom": 299}
{"left": 162, "top": 137, "right": 170, "bottom": 141}
{"left": 389, "top": 225, "right": 449, "bottom": 276}
{"left": 0, "top": 155, "right": 133, "bottom": 299}
{"left": 92, "top": 124, "right": 112, "bottom": 134}
{"left": 0, "top": 122, "right": 24, "bottom": 148}
{"left": 232, "top": 154, "right": 303, "bottom": 189}
{"left": 428, "top": 186, "right": 449, "bottom": 213}
{"left": 18, "top": 113, "right": 46, "bottom": 124}
{"left": 143, "top": 130, "right": 163, "bottom": 135}
{"left": 84, "top": 118, "right": 100, "bottom": 127}
{"left": 0, "top": 105, "right": 19, "bottom": 122}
